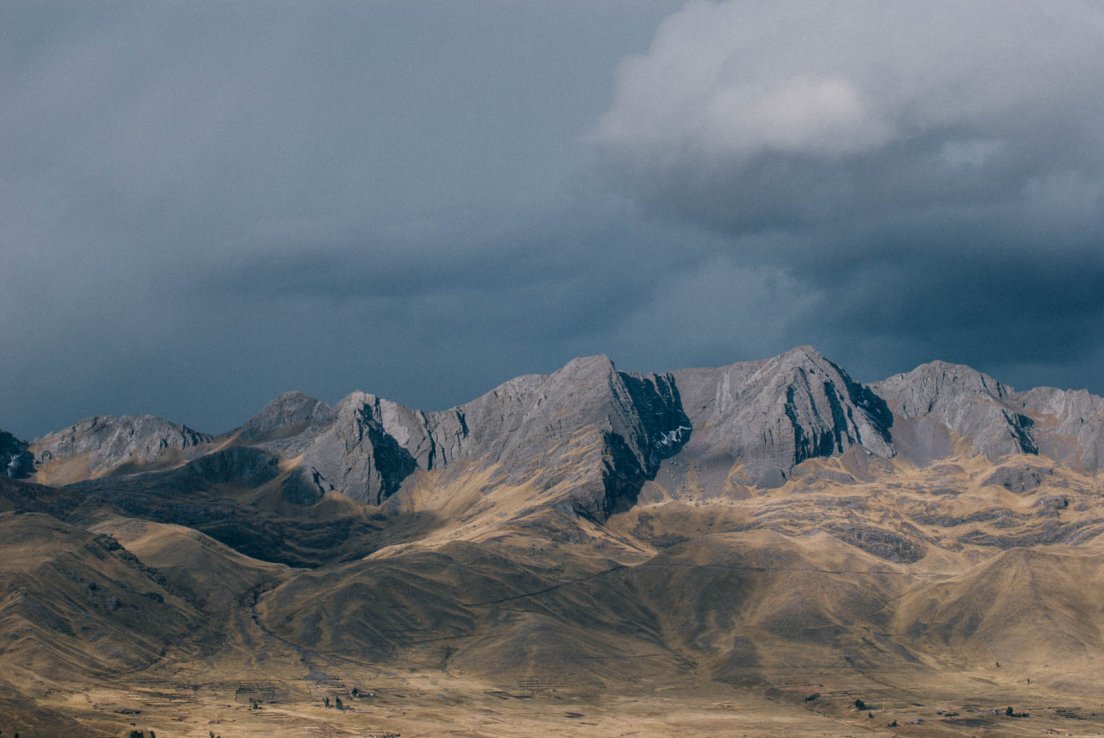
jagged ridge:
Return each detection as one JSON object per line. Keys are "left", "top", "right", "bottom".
{"left": 20, "top": 346, "right": 1104, "bottom": 518}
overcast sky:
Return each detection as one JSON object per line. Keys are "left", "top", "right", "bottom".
{"left": 3, "top": 0, "right": 1103, "bottom": 438}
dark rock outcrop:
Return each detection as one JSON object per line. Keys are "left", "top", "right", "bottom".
{"left": 181, "top": 447, "right": 282, "bottom": 488}
{"left": 1, "top": 429, "right": 34, "bottom": 478}
{"left": 983, "top": 464, "right": 1055, "bottom": 494}
{"left": 826, "top": 523, "right": 928, "bottom": 563}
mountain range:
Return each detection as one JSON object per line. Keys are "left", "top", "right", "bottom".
{"left": 3, "top": 346, "right": 1104, "bottom": 736}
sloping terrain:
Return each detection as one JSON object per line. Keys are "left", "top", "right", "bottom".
{"left": 0, "top": 513, "right": 198, "bottom": 681}
{"left": 2, "top": 346, "right": 1104, "bottom": 736}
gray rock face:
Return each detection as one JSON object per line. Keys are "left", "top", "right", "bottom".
{"left": 456, "top": 355, "right": 686, "bottom": 485}
{"left": 236, "top": 391, "right": 334, "bottom": 447}
{"left": 24, "top": 345, "right": 1104, "bottom": 520}
{"left": 874, "top": 362, "right": 1104, "bottom": 474}
{"left": 873, "top": 361, "right": 1037, "bottom": 463}
{"left": 299, "top": 393, "right": 422, "bottom": 505}
{"left": 1015, "top": 387, "right": 1104, "bottom": 472}
{"left": 674, "top": 346, "right": 894, "bottom": 486}
{"left": 0, "top": 429, "right": 34, "bottom": 478}
{"left": 33, "top": 415, "right": 213, "bottom": 479}
{"left": 469, "top": 355, "right": 687, "bottom": 517}
{"left": 297, "top": 356, "right": 690, "bottom": 516}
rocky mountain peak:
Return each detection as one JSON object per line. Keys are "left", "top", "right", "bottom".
{"left": 32, "top": 415, "right": 214, "bottom": 484}
{"left": 876, "top": 360, "right": 1011, "bottom": 418}
{"left": 284, "top": 354, "right": 691, "bottom": 516}
{"left": 558, "top": 353, "right": 617, "bottom": 374}
{"left": 773, "top": 343, "right": 828, "bottom": 366}
{"left": 674, "top": 347, "right": 893, "bottom": 486}
{"left": 1014, "top": 386, "right": 1104, "bottom": 472}
{"left": 873, "top": 360, "right": 1036, "bottom": 462}
{"left": 237, "top": 391, "right": 334, "bottom": 445}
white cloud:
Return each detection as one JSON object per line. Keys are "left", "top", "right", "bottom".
{"left": 592, "top": 0, "right": 1104, "bottom": 185}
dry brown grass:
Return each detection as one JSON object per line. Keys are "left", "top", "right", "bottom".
{"left": 4, "top": 453, "right": 1104, "bottom": 736}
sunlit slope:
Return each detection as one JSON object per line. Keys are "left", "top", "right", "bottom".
{"left": 88, "top": 515, "right": 289, "bottom": 613}
{"left": 0, "top": 513, "right": 197, "bottom": 680}
{"left": 254, "top": 522, "right": 932, "bottom": 690}
{"left": 893, "top": 546, "right": 1104, "bottom": 673}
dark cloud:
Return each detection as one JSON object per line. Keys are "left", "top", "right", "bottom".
{"left": 592, "top": 0, "right": 1104, "bottom": 391}
{"left": 3, "top": 0, "right": 1103, "bottom": 439}
{"left": 0, "top": 0, "right": 687, "bottom": 437}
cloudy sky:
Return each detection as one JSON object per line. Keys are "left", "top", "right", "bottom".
{"left": 3, "top": 0, "right": 1103, "bottom": 438}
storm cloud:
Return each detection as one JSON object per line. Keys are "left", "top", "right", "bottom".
{"left": 592, "top": 0, "right": 1104, "bottom": 379}
{"left": 2, "top": 0, "right": 1103, "bottom": 438}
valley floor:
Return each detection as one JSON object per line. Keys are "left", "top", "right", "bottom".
{"left": 10, "top": 661, "right": 1104, "bottom": 737}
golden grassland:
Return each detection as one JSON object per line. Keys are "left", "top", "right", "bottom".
{"left": 3, "top": 454, "right": 1104, "bottom": 736}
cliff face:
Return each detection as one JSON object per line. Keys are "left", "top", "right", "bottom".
{"left": 294, "top": 355, "right": 690, "bottom": 515}
{"left": 674, "top": 346, "right": 893, "bottom": 486}
{"left": 0, "top": 429, "right": 34, "bottom": 479}
{"left": 873, "top": 361, "right": 1036, "bottom": 464}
